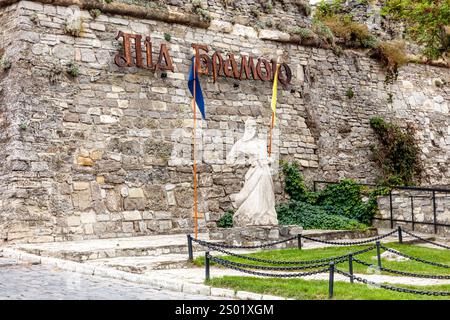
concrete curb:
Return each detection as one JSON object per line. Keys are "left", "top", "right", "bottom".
{"left": 2, "top": 248, "right": 288, "bottom": 300}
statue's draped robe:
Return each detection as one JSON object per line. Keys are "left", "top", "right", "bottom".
{"left": 228, "top": 138, "right": 278, "bottom": 226}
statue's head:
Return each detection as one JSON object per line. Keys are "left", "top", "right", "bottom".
{"left": 241, "top": 118, "right": 257, "bottom": 141}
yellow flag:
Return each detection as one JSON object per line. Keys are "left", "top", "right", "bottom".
{"left": 271, "top": 64, "right": 280, "bottom": 122}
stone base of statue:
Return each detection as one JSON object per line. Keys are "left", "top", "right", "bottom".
{"left": 208, "top": 225, "right": 303, "bottom": 247}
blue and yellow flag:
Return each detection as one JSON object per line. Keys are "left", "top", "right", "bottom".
{"left": 188, "top": 56, "right": 206, "bottom": 120}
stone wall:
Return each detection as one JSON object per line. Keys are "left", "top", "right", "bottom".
{"left": 375, "top": 190, "right": 450, "bottom": 236}
{"left": 0, "top": 0, "right": 448, "bottom": 243}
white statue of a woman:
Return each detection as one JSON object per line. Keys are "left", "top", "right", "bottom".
{"left": 226, "top": 118, "right": 278, "bottom": 227}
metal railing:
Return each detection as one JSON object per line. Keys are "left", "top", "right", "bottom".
{"left": 193, "top": 232, "right": 450, "bottom": 298}
{"left": 313, "top": 180, "right": 450, "bottom": 234}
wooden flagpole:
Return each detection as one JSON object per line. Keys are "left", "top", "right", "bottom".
{"left": 268, "top": 111, "right": 275, "bottom": 156}
{"left": 192, "top": 56, "right": 199, "bottom": 240}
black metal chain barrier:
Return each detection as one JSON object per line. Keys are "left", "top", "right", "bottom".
{"left": 335, "top": 268, "right": 450, "bottom": 296}
{"left": 210, "top": 255, "right": 345, "bottom": 271}
{"left": 300, "top": 229, "right": 398, "bottom": 246}
{"left": 402, "top": 229, "right": 450, "bottom": 250}
{"left": 200, "top": 240, "right": 376, "bottom": 265}
{"left": 192, "top": 236, "right": 297, "bottom": 250}
{"left": 210, "top": 255, "right": 330, "bottom": 278}
{"left": 352, "top": 257, "right": 450, "bottom": 279}
{"left": 380, "top": 245, "right": 450, "bottom": 269}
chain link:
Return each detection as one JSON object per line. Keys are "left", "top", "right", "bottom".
{"left": 380, "top": 245, "right": 450, "bottom": 269}
{"left": 202, "top": 242, "right": 375, "bottom": 265}
{"left": 210, "top": 255, "right": 346, "bottom": 271}
{"left": 402, "top": 229, "right": 450, "bottom": 250}
{"left": 335, "top": 269, "right": 450, "bottom": 296}
{"left": 192, "top": 236, "right": 297, "bottom": 250}
{"left": 210, "top": 256, "right": 330, "bottom": 278}
{"left": 352, "top": 258, "right": 450, "bottom": 279}
{"left": 300, "top": 229, "right": 398, "bottom": 246}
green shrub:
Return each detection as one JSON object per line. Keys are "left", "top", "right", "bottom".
{"left": 381, "top": 0, "right": 450, "bottom": 60}
{"left": 281, "top": 161, "right": 316, "bottom": 203}
{"left": 89, "top": 9, "right": 101, "bottom": 19}
{"left": 279, "top": 162, "right": 380, "bottom": 228}
{"left": 67, "top": 61, "right": 80, "bottom": 77}
{"left": 292, "top": 27, "right": 315, "bottom": 40}
{"left": 277, "top": 201, "right": 366, "bottom": 230}
{"left": 217, "top": 209, "right": 233, "bottom": 228}
{"left": 369, "top": 117, "right": 422, "bottom": 186}
{"left": 312, "top": 20, "right": 334, "bottom": 45}
{"left": 346, "top": 88, "right": 354, "bottom": 99}
{"left": 370, "top": 40, "right": 409, "bottom": 83}
{"left": 0, "top": 57, "right": 11, "bottom": 72}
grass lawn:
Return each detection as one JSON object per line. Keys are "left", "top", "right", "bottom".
{"left": 194, "top": 242, "right": 450, "bottom": 276}
{"left": 207, "top": 276, "right": 450, "bottom": 300}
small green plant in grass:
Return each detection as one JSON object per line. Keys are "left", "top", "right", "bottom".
{"left": 217, "top": 209, "right": 233, "bottom": 228}
{"left": 67, "top": 61, "right": 80, "bottom": 77}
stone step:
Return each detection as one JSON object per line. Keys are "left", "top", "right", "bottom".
{"left": 14, "top": 233, "right": 215, "bottom": 262}
{"left": 86, "top": 248, "right": 260, "bottom": 272}
{"left": 87, "top": 253, "right": 202, "bottom": 272}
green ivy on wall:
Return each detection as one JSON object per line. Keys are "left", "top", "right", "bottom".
{"left": 277, "top": 161, "right": 381, "bottom": 230}
{"left": 370, "top": 117, "right": 423, "bottom": 186}
{"left": 381, "top": 0, "right": 450, "bottom": 60}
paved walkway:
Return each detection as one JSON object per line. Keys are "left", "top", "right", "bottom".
{"left": 0, "top": 258, "right": 218, "bottom": 300}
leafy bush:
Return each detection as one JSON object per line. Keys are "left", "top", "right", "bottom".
{"left": 292, "top": 27, "right": 315, "bottom": 40}
{"left": 381, "top": 0, "right": 450, "bottom": 60}
{"left": 0, "top": 56, "right": 11, "bottom": 72}
{"left": 217, "top": 209, "right": 233, "bottom": 228}
{"left": 312, "top": 20, "right": 335, "bottom": 45}
{"left": 315, "top": 0, "right": 345, "bottom": 19}
{"left": 293, "top": 0, "right": 312, "bottom": 16}
{"left": 277, "top": 201, "right": 366, "bottom": 230}
{"left": 279, "top": 162, "right": 378, "bottom": 229}
{"left": 67, "top": 61, "right": 80, "bottom": 77}
{"left": 281, "top": 161, "right": 316, "bottom": 203}
{"left": 369, "top": 117, "right": 422, "bottom": 185}
{"left": 370, "top": 40, "right": 409, "bottom": 83}
{"left": 320, "top": 14, "right": 377, "bottom": 48}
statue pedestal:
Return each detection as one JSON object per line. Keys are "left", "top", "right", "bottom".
{"left": 208, "top": 225, "right": 303, "bottom": 248}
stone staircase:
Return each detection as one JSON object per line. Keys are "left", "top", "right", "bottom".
{"left": 14, "top": 233, "right": 213, "bottom": 262}
{"left": 10, "top": 229, "right": 444, "bottom": 276}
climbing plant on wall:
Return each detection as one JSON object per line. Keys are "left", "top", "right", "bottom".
{"left": 381, "top": 0, "right": 450, "bottom": 60}
{"left": 369, "top": 117, "right": 423, "bottom": 186}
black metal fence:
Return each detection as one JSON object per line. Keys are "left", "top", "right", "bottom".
{"left": 188, "top": 229, "right": 450, "bottom": 298}
{"left": 313, "top": 180, "right": 450, "bottom": 235}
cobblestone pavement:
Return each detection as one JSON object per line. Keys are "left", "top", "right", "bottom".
{"left": 0, "top": 258, "right": 217, "bottom": 300}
